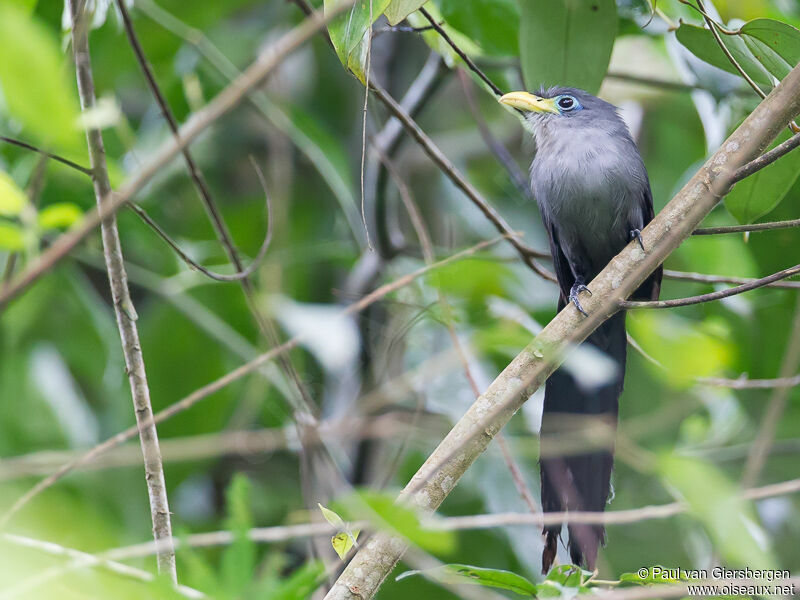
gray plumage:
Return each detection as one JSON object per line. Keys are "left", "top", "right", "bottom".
{"left": 513, "top": 87, "right": 661, "bottom": 572}
{"left": 530, "top": 87, "right": 650, "bottom": 280}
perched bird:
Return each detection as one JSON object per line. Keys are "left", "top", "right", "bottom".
{"left": 499, "top": 87, "right": 661, "bottom": 572}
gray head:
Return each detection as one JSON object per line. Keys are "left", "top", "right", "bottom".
{"left": 499, "top": 86, "right": 632, "bottom": 146}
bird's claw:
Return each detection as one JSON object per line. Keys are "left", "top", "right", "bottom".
{"left": 569, "top": 283, "right": 591, "bottom": 316}
{"left": 630, "top": 229, "right": 645, "bottom": 251}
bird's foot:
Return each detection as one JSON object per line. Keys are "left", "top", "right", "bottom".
{"left": 569, "top": 282, "right": 592, "bottom": 316}
{"left": 630, "top": 229, "right": 645, "bottom": 251}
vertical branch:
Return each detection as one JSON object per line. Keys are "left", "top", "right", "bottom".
{"left": 67, "top": 1, "right": 176, "bottom": 581}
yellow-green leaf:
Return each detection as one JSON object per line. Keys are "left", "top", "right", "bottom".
{"left": 318, "top": 503, "right": 346, "bottom": 529}
{"left": 0, "top": 5, "right": 81, "bottom": 152}
{"left": 331, "top": 529, "right": 360, "bottom": 560}
{"left": 0, "top": 222, "right": 26, "bottom": 250}
{"left": 0, "top": 172, "right": 28, "bottom": 217}
{"left": 38, "top": 203, "right": 83, "bottom": 230}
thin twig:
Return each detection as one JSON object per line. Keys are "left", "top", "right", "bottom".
{"left": 0, "top": 534, "right": 204, "bottom": 600}
{"left": 733, "top": 131, "right": 800, "bottom": 180}
{"left": 0, "top": 414, "right": 438, "bottom": 480}
{"left": 67, "top": 0, "right": 176, "bottom": 580}
{"left": 0, "top": 135, "right": 93, "bottom": 175}
{"left": 741, "top": 294, "right": 800, "bottom": 487}
{"left": 693, "top": 217, "right": 800, "bottom": 235}
{"left": 100, "top": 476, "right": 800, "bottom": 559}
{"left": 126, "top": 163, "right": 273, "bottom": 282}
{"left": 418, "top": 7, "right": 502, "bottom": 97}
{"left": 621, "top": 264, "right": 800, "bottom": 309}
{"left": 0, "top": 236, "right": 509, "bottom": 524}
{"left": 699, "top": 372, "right": 800, "bottom": 389}
{"left": 664, "top": 268, "right": 800, "bottom": 289}
{"left": 0, "top": 533, "right": 206, "bottom": 600}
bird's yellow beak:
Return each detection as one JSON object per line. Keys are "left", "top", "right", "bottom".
{"left": 499, "top": 91, "right": 559, "bottom": 114}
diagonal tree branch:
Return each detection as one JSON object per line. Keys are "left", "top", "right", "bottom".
{"left": 67, "top": 0, "right": 176, "bottom": 581}
{"left": 322, "top": 61, "right": 800, "bottom": 600}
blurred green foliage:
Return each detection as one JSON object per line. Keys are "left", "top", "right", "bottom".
{"left": 1, "top": 0, "right": 800, "bottom": 598}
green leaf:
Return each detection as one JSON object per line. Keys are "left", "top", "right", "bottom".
{"left": 324, "top": 0, "right": 391, "bottom": 83}
{"left": 38, "top": 203, "right": 83, "bottom": 230}
{"left": 658, "top": 454, "right": 775, "bottom": 569}
{"left": 331, "top": 529, "right": 360, "bottom": 559}
{"left": 220, "top": 474, "right": 256, "bottom": 595}
{"left": 675, "top": 18, "right": 800, "bottom": 87}
{"left": 0, "top": 222, "right": 25, "bottom": 250}
{"left": 384, "top": 0, "right": 428, "bottom": 26}
{"left": 627, "top": 312, "right": 733, "bottom": 388}
{"left": 318, "top": 503, "right": 347, "bottom": 529}
{"left": 725, "top": 129, "right": 800, "bottom": 223}
{"left": 0, "top": 172, "right": 28, "bottom": 217}
{"left": 397, "top": 564, "right": 537, "bottom": 596}
{"left": 436, "top": 0, "right": 520, "bottom": 56}
{"left": 0, "top": 5, "right": 81, "bottom": 152}
{"left": 268, "top": 561, "right": 327, "bottom": 600}
{"left": 339, "top": 490, "right": 456, "bottom": 554}
{"left": 520, "top": 0, "right": 618, "bottom": 94}
{"left": 620, "top": 567, "right": 685, "bottom": 585}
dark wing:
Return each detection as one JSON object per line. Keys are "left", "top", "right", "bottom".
{"left": 632, "top": 186, "right": 662, "bottom": 301}
{"left": 542, "top": 213, "right": 574, "bottom": 308}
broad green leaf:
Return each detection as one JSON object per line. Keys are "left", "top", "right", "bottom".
{"left": 331, "top": 529, "right": 360, "bottom": 559}
{"left": 520, "top": 0, "right": 618, "bottom": 94}
{"left": 324, "top": 0, "right": 391, "bottom": 83}
{"left": 397, "top": 564, "right": 537, "bottom": 596}
{"left": 339, "top": 490, "right": 456, "bottom": 554}
{"left": 0, "top": 5, "right": 81, "bottom": 152}
{"left": 436, "top": 0, "right": 520, "bottom": 56}
{"left": 725, "top": 129, "right": 800, "bottom": 223}
{"left": 658, "top": 454, "right": 775, "bottom": 569}
{"left": 384, "top": 0, "right": 428, "bottom": 25}
{"left": 0, "top": 172, "right": 28, "bottom": 217}
{"left": 38, "top": 203, "right": 83, "bottom": 230}
{"left": 676, "top": 19, "right": 800, "bottom": 87}
{"left": 0, "top": 222, "right": 25, "bottom": 250}
{"left": 628, "top": 312, "right": 733, "bottom": 388}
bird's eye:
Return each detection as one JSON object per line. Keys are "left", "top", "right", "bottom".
{"left": 557, "top": 96, "right": 576, "bottom": 111}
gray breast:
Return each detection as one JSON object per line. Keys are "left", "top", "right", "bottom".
{"left": 531, "top": 124, "right": 647, "bottom": 270}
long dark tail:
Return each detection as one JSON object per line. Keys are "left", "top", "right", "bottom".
{"left": 540, "top": 310, "right": 627, "bottom": 573}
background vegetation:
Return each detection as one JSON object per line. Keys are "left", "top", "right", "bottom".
{"left": 0, "top": 0, "right": 799, "bottom": 598}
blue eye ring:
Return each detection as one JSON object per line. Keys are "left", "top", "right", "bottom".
{"left": 556, "top": 95, "right": 580, "bottom": 112}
